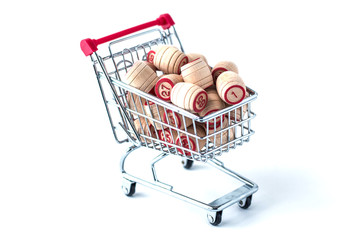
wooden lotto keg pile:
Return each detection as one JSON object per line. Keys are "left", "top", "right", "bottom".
{"left": 124, "top": 45, "right": 249, "bottom": 155}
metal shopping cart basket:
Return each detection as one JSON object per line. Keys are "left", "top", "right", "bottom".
{"left": 80, "top": 14, "right": 258, "bottom": 225}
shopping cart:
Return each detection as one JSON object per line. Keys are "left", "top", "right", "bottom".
{"left": 80, "top": 13, "right": 258, "bottom": 225}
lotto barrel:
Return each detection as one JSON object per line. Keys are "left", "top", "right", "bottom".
{"left": 155, "top": 74, "right": 183, "bottom": 102}
{"left": 175, "top": 124, "right": 206, "bottom": 156}
{"left": 181, "top": 58, "right": 213, "bottom": 89}
{"left": 216, "top": 71, "right": 246, "bottom": 105}
{"left": 211, "top": 61, "right": 239, "bottom": 83}
{"left": 170, "top": 82, "right": 208, "bottom": 113}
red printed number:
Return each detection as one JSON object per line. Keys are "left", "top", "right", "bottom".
{"left": 181, "top": 139, "right": 190, "bottom": 149}
{"left": 160, "top": 84, "right": 170, "bottom": 97}
{"left": 196, "top": 95, "right": 206, "bottom": 108}
{"left": 231, "top": 91, "right": 238, "bottom": 98}
{"left": 165, "top": 132, "right": 172, "bottom": 143}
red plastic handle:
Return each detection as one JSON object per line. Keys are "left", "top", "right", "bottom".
{"left": 80, "top": 13, "right": 175, "bottom": 56}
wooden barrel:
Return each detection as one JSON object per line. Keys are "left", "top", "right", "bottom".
{"left": 175, "top": 124, "right": 207, "bottom": 156}
{"left": 211, "top": 61, "right": 239, "bottom": 83}
{"left": 133, "top": 117, "right": 158, "bottom": 143}
{"left": 186, "top": 53, "right": 208, "bottom": 64}
{"left": 199, "top": 88, "right": 226, "bottom": 129}
{"left": 154, "top": 74, "right": 183, "bottom": 101}
{"left": 181, "top": 58, "right": 213, "bottom": 89}
{"left": 124, "top": 61, "right": 159, "bottom": 111}
{"left": 162, "top": 108, "right": 193, "bottom": 130}
{"left": 146, "top": 49, "right": 156, "bottom": 63}
{"left": 216, "top": 71, "right": 246, "bottom": 105}
{"left": 158, "top": 128, "right": 179, "bottom": 148}
{"left": 228, "top": 91, "right": 250, "bottom": 121}
{"left": 170, "top": 82, "right": 208, "bottom": 113}
{"left": 153, "top": 46, "right": 188, "bottom": 74}
{"left": 144, "top": 101, "right": 166, "bottom": 130}
{"left": 206, "top": 117, "right": 235, "bottom": 148}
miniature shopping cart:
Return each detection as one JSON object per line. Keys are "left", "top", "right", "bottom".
{"left": 80, "top": 14, "right": 258, "bottom": 225}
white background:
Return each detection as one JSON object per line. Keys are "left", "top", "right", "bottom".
{"left": 1, "top": 0, "right": 360, "bottom": 239}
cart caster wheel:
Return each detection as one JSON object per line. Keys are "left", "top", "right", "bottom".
{"left": 207, "top": 211, "right": 222, "bottom": 226}
{"left": 122, "top": 182, "right": 136, "bottom": 197}
{"left": 182, "top": 159, "right": 193, "bottom": 169}
{"left": 238, "top": 195, "right": 252, "bottom": 209}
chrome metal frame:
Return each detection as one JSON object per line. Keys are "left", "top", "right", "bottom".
{"left": 121, "top": 145, "right": 258, "bottom": 219}
{"left": 86, "top": 24, "right": 259, "bottom": 225}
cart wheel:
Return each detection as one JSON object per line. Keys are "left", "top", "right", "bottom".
{"left": 182, "top": 159, "right": 194, "bottom": 169}
{"left": 207, "top": 211, "right": 222, "bottom": 226}
{"left": 238, "top": 195, "right": 252, "bottom": 209}
{"left": 122, "top": 182, "right": 136, "bottom": 197}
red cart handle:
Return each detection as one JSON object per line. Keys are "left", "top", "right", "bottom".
{"left": 80, "top": 13, "right": 175, "bottom": 56}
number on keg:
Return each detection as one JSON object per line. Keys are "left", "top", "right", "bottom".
{"left": 231, "top": 91, "right": 238, "bottom": 98}
{"left": 181, "top": 139, "right": 189, "bottom": 149}
{"left": 196, "top": 95, "right": 206, "bottom": 108}
{"left": 147, "top": 50, "right": 155, "bottom": 63}
{"left": 165, "top": 131, "right": 172, "bottom": 143}
{"left": 160, "top": 84, "right": 171, "bottom": 97}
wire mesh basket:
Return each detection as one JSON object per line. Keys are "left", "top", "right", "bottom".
{"left": 82, "top": 17, "right": 257, "bottom": 163}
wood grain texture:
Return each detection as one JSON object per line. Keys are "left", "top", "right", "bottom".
{"left": 216, "top": 71, "right": 246, "bottom": 105}
{"left": 175, "top": 124, "right": 206, "bottom": 156}
{"left": 158, "top": 128, "right": 179, "bottom": 147}
{"left": 133, "top": 117, "right": 158, "bottom": 143}
{"left": 186, "top": 53, "right": 208, "bottom": 64}
{"left": 144, "top": 102, "right": 166, "bottom": 129}
{"left": 153, "top": 45, "right": 171, "bottom": 68}
{"left": 124, "top": 61, "right": 158, "bottom": 92}
{"left": 171, "top": 82, "right": 208, "bottom": 113}
{"left": 181, "top": 58, "right": 213, "bottom": 89}
{"left": 205, "top": 117, "right": 235, "bottom": 148}
{"left": 153, "top": 45, "right": 188, "bottom": 74}
{"left": 159, "top": 47, "right": 178, "bottom": 73}
{"left": 162, "top": 108, "right": 193, "bottom": 130}
{"left": 228, "top": 91, "right": 250, "bottom": 121}
{"left": 199, "top": 88, "right": 226, "bottom": 128}
{"left": 155, "top": 74, "right": 183, "bottom": 101}
{"left": 211, "top": 61, "right": 239, "bottom": 82}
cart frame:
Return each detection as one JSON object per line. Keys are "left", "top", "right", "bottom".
{"left": 81, "top": 14, "right": 258, "bottom": 225}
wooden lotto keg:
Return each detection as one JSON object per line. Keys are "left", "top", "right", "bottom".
{"left": 207, "top": 117, "right": 235, "bottom": 148}
{"left": 158, "top": 128, "right": 179, "bottom": 147}
{"left": 124, "top": 61, "right": 159, "bottom": 111}
{"left": 133, "top": 117, "right": 158, "bottom": 143}
{"left": 175, "top": 124, "right": 207, "bottom": 156}
{"left": 216, "top": 71, "right": 246, "bottom": 105}
{"left": 186, "top": 53, "right": 208, "bottom": 64}
{"left": 229, "top": 91, "right": 250, "bottom": 121}
{"left": 153, "top": 45, "right": 188, "bottom": 74}
{"left": 144, "top": 101, "right": 166, "bottom": 129}
{"left": 155, "top": 74, "right": 183, "bottom": 102}
{"left": 124, "top": 61, "right": 158, "bottom": 92}
{"left": 181, "top": 58, "right": 213, "bottom": 89}
{"left": 144, "top": 61, "right": 157, "bottom": 72}
{"left": 211, "top": 61, "right": 239, "bottom": 83}
{"left": 199, "top": 88, "right": 226, "bottom": 129}
{"left": 162, "top": 108, "right": 193, "bottom": 130}
{"left": 146, "top": 49, "right": 156, "bottom": 63}
{"left": 170, "top": 82, "right": 208, "bottom": 113}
